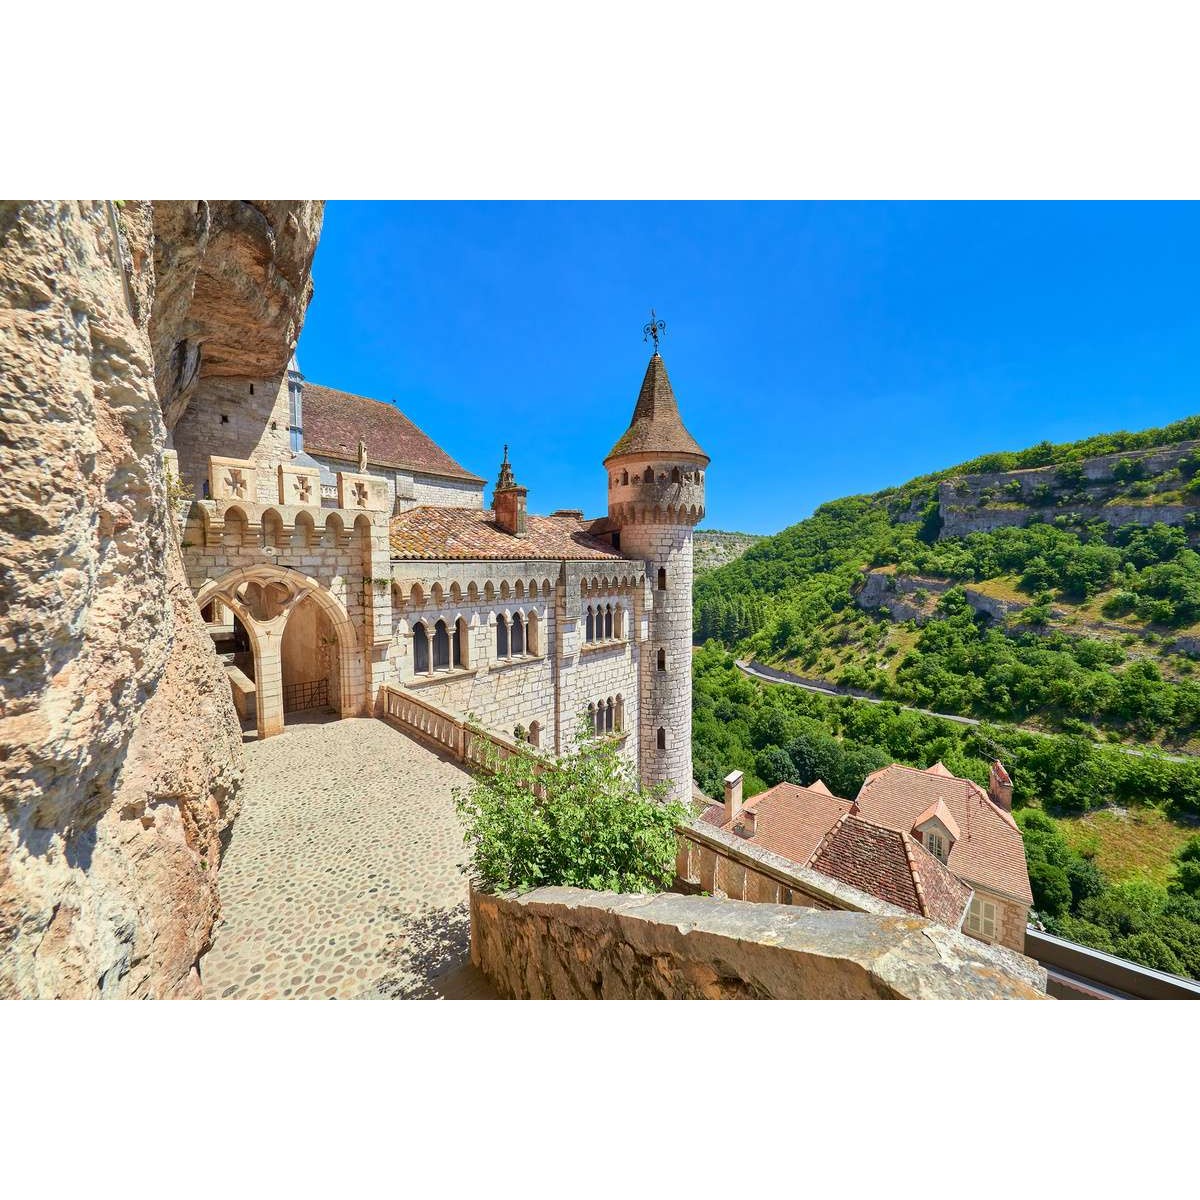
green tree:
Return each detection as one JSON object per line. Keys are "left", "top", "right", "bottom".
{"left": 455, "top": 724, "right": 686, "bottom": 893}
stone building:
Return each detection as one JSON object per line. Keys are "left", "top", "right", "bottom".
{"left": 169, "top": 347, "right": 708, "bottom": 800}
{"left": 698, "top": 759, "right": 1032, "bottom": 951}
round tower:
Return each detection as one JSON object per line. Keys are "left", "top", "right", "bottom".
{"left": 605, "top": 352, "right": 708, "bottom": 802}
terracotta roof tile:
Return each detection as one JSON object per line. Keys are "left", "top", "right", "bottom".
{"left": 717, "top": 782, "right": 853, "bottom": 864}
{"left": 912, "top": 798, "right": 961, "bottom": 842}
{"left": 389, "top": 506, "right": 633, "bottom": 562}
{"left": 855, "top": 764, "right": 1032, "bottom": 905}
{"left": 303, "top": 383, "right": 485, "bottom": 483}
{"left": 712, "top": 781, "right": 973, "bottom": 928}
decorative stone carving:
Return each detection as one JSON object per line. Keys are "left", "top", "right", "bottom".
{"left": 277, "top": 462, "right": 320, "bottom": 507}
{"left": 209, "top": 455, "right": 258, "bottom": 503}
{"left": 337, "top": 470, "right": 389, "bottom": 511}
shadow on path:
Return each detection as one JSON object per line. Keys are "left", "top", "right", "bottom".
{"left": 367, "top": 901, "right": 499, "bottom": 1000}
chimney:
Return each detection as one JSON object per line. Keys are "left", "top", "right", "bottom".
{"left": 739, "top": 808, "right": 756, "bottom": 838}
{"left": 988, "top": 760, "right": 1013, "bottom": 812}
{"left": 723, "top": 770, "right": 744, "bottom": 826}
{"left": 492, "top": 444, "right": 527, "bottom": 536}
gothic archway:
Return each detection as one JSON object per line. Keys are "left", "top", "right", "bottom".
{"left": 195, "top": 565, "right": 363, "bottom": 739}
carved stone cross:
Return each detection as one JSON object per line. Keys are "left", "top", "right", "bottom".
{"left": 353, "top": 481, "right": 370, "bottom": 508}
{"left": 295, "top": 475, "right": 312, "bottom": 503}
{"left": 224, "top": 468, "right": 247, "bottom": 499}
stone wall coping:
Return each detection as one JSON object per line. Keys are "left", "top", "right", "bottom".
{"left": 470, "top": 885, "right": 1049, "bottom": 1000}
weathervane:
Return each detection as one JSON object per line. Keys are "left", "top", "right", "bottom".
{"left": 643, "top": 309, "right": 666, "bottom": 354}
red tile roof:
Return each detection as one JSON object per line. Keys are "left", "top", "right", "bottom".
{"left": 700, "top": 779, "right": 972, "bottom": 927}
{"left": 854, "top": 764, "right": 1032, "bottom": 905}
{"left": 303, "top": 383, "right": 485, "bottom": 483}
{"left": 912, "top": 798, "right": 961, "bottom": 842}
{"left": 389, "top": 506, "right": 632, "bottom": 561}
{"left": 809, "top": 815, "right": 971, "bottom": 926}
{"left": 709, "top": 782, "right": 854, "bottom": 865}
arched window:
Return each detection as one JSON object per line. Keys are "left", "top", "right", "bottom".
{"left": 454, "top": 617, "right": 468, "bottom": 668}
{"left": 496, "top": 613, "right": 509, "bottom": 658}
{"left": 529, "top": 720, "right": 541, "bottom": 748}
{"left": 594, "top": 702, "right": 604, "bottom": 735}
{"left": 614, "top": 605, "right": 624, "bottom": 639}
{"left": 527, "top": 610, "right": 540, "bottom": 656}
{"left": 511, "top": 612, "right": 525, "bottom": 656}
{"left": 657, "top": 726, "right": 667, "bottom": 750}
{"left": 656, "top": 647, "right": 666, "bottom": 671}
{"left": 587, "top": 702, "right": 596, "bottom": 734}
{"left": 671, "top": 466, "right": 681, "bottom": 484}
{"left": 413, "top": 622, "right": 430, "bottom": 674}
{"left": 433, "top": 619, "right": 450, "bottom": 670}
{"left": 604, "top": 604, "right": 613, "bottom": 639}
{"left": 585, "top": 606, "right": 595, "bottom": 643}
{"left": 605, "top": 698, "right": 614, "bottom": 733}
{"left": 621, "top": 470, "right": 629, "bottom": 485}
{"left": 615, "top": 695, "right": 624, "bottom": 732}
{"left": 657, "top": 567, "right": 667, "bottom": 590}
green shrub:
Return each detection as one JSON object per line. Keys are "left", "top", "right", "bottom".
{"left": 1029, "top": 860, "right": 1072, "bottom": 916}
{"left": 454, "top": 726, "right": 687, "bottom": 894}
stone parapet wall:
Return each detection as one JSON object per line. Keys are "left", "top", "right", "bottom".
{"left": 469, "top": 886, "right": 1049, "bottom": 999}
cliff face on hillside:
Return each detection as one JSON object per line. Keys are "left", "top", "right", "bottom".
{"left": 0, "top": 200, "right": 322, "bottom": 997}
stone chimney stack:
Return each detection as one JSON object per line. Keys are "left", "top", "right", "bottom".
{"left": 989, "top": 760, "right": 1013, "bottom": 812}
{"left": 724, "top": 770, "right": 744, "bottom": 826}
{"left": 492, "top": 445, "right": 527, "bottom": 536}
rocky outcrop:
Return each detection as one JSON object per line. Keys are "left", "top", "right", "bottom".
{"left": 0, "top": 200, "right": 321, "bottom": 997}
{"left": 855, "top": 569, "right": 1042, "bottom": 627}
{"left": 150, "top": 201, "right": 323, "bottom": 431}
{"left": 470, "top": 886, "right": 1048, "bottom": 999}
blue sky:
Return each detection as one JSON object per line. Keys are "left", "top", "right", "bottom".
{"left": 297, "top": 202, "right": 1200, "bottom": 535}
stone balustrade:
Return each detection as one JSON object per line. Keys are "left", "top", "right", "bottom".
{"left": 379, "top": 683, "right": 541, "bottom": 774}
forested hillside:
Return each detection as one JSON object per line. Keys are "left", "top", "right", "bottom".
{"left": 692, "top": 415, "right": 1200, "bottom": 979}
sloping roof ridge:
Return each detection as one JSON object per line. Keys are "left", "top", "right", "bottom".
{"left": 899, "top": 831, "right": 933, "bottom": 919}
{"left": 805, "top": 811, "right": 854, "bottom": 868}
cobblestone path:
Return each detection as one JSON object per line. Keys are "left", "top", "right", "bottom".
{"left": 201, "top": 714, "right": 495, "bottom": 999}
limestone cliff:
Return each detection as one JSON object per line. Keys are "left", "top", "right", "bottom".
{"left": 0, "top": 200, "right": 322, "bottom": 997}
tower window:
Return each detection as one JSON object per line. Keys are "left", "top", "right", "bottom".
{"left": 657, "top": 727, "right": 667, "bottom": 750}
{"left": 221, "top": 414, "right": 229, "bottom": 424}
{"left": 604, "top": 604, "right": 613, "bottom": 639}
{"left": 656, "top": 648, "right": 666, "bottom": 671}
{"left": 621, "top": 470, "right": 629, "bottom": 486}
{"left": 433, "top": 619, "right": 450, "bottom": 670}
{"left": 585, "top": 605, "right": 595, "bottom": 643}
{"left": 250, "top": 383, "right": 255, "bottom": 395}
{"left": 496, "top": 613, "right": 509, "bottom": 658}
{"left": 657, "top": 568, "right": 667, "bottom": 590}
{"left": 671, "top": 467, "right": 681, "bottom": 483}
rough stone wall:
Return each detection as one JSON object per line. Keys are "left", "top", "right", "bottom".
{"left": 173, "top": 373, "right": 293, "bottom": 501}
{"left": 856, "top": 569, "right": 1034, "bottom": 625}
{"left": 470, "top": 886, "right": 1049, "bottom": 999}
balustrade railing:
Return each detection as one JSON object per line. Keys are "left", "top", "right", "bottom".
{"left": 379, "top": 684, "right": 540, "bottom": 778}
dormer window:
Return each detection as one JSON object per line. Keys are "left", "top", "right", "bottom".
{"left": 926, "top": 832, "right": 946, "bottom": 862}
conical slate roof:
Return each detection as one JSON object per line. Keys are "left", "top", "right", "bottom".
{"left": 604, "top": 353, "right": 709, "bottom": 464}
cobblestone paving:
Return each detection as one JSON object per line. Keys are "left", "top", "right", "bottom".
{"left": 201, "top": 714, "right": 494, "bottom": 999}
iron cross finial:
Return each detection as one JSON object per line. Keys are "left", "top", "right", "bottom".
{"left": 643, "top": 309, "right": 666, "bottom": 354}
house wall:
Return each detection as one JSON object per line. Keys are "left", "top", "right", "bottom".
{"left": 964, "top": 886, "right": 1028, "bottom": 953}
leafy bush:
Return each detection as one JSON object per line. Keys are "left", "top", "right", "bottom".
{"left": 455, "top": 726, "right": 687, "bottom": 894}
